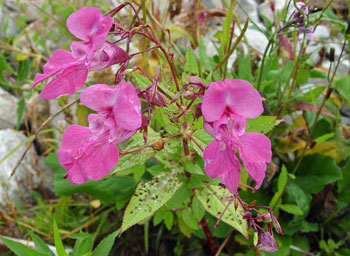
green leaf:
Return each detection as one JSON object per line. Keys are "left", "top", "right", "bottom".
{"left": 237, "top": 53, "right": 254, "bottom": 83}
{"left": 279, "top": 204, "right": 303, "bottom": 215}
{"left": 192, "top": 195, "right": 205, "bottom": 221}
{"left": 246, "top": 116, "right": 281, "bottom": 134}
{"left": 132, "top": 72, "right": 152, "bottom": 90}
{"left": 70, "top": 233, "right": 93, "bottom": 256}
{"left": 16, "top": 97, "right": 25, "bottom": 130}
{"left": 278, "top": 165, "right": 288, "bottom": 193}
{"left": 17, "top": 59, "right": 30, "bottom": 83}
{"left": 46, "top": 153, "right": 137, "bottom": 204}
{"left": 184, "top": 160, "right": 204, "bottom": 175}
{"left": 334, "top": 74, "right": 350, "bottom": 103}
{"left": 184, "top": 48, "right": 199, "bottom": 75}
{"left": 29, "top": 232, "right": 54, "bottom": 256}
{"left": 195, "top": 185, "right": 249, "bottom": 238}
{"left": 0, "top": 237, "right": 46, "bottom": 256}
{"left": 91, "top": 229, "right": 119, "bottom": 256}
{"left": 190, "top": 129, "right": 213, "bottom": 156}
{"left": 163, "top": 211, "right": 174, "bottom": 230}
{"left": 121, "top": 172, "right": 183, "bottom": 234}
{"left": 180, "top": 208, "right": 198, "bottom": 230}
{"left": 53, "top": 218, "right": 68, "bottom": 256}
{"left": 293, "top": 154, "right": 342, "bottom": 194}
{"left": 199, "top": 37, "right": 215, "bottom": 71}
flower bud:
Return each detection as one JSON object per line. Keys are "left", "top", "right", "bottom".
{"left": 261, "top": 213, "right": 272, "bottom": 223}
{"left": 255, "top": 232, "right": 278, "bottom": 253}
{"left": 194, "top": 103, "right": 202, "bottom": 119}
{"left": 184, "top": 90, "right": 197, "bottom": 100}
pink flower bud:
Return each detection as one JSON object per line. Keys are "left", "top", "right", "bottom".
{"left": 184, "top": 90, "right": 197, "bottom": 100}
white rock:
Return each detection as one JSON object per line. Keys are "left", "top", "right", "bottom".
{"left": 0, "top": 129, "right": 39, "bottom": 203}
{"left": 0, "top": 88, "right": 18, "bottom": 129}
{"left": 259, "top": 2, "right": 274, "bottom": 22}
{"left": 274, "top": 0, "right": 288, "bottom": 12}
{"left": 243, "top": 27, "right": 268, "bottom": 54}
{"left": 313, "top": 25, "right": 330, "bottom": 39}
{"left": 237, "top": 0, "right": 260, "bottom": 25}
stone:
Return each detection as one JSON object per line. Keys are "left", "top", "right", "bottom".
{"left": 0, "top": 88, "right": 18, "bottom": 130}
{"left": 0, "top": 129, "right": 39, "bottom": 203}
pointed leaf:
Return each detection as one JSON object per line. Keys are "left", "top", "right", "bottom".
{"left": 195, "top": 185, "right": 249, "bottom": 238}
{"left": 121, "top": 172, "right": 183, "bottom": 233}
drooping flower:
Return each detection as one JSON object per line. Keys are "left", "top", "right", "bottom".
{"left": 291, "top": 2, "right": 313, "bottom": 41}
{"left": 57, "top": 82, "right": 142, "bottom": 185}
{"left": 31, "top": 7, "right": 127, "bottom": 99}
{"left": 255, "top": 232, "right": 278, "bottom": 253}
{"left": 202, "top": 79, "right": 272, "bottom": 194}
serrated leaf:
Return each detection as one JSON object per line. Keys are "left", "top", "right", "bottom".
{"left": 184, "top": 48, "right": 199, "bottom": 75}
{"left": 190, "top": 129, "right": 213, "bottom": 156}
{"left": 91, "top": 229, "right": 119, "bottom": 256}
{"left": 132, "top": 72, "right": 152, "bottom": 90}
{"left": 279, "top": 204, "right": 303, "bottom": 215}
{"left": 0, "top": 237, "right": 47, "bottom": 256}
{"left": 246, "top": 116, "right": 281, "bottom": 134}
{"left": 195, "top": 185, "right": 249, "bottom": 238}
{"left": 121, "top": 172, "right": 183, "bottom": 234}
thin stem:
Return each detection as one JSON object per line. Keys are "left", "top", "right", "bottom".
{"left": 200, "top": 218, "right": 217, "bottom": 255}
{"left": 272, "top": 34, "right": 348, "bottom": 210}
{"left": 10, "top": 99, "right": 79, "bottom": 177}
{"left": 212, "top": 19, "right": 249, "bottom": 73}
{"left": 120, "top": 134, "right": 182, "bottom": 156}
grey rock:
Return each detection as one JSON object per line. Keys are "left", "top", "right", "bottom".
{"left": 0, "top": 129, "right": 39, "bottom": 203}
{"left": 259, "top": 2, "right": 274, "bottom": 22}
{"left": 0, "top": 87, "right": 18, "bottom": 130}
{"left": 237, "top": 0, "right": 260, "bottom": 24}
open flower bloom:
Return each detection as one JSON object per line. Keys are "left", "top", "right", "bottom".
{"left": 58, "top": 82, "right": 142, "bottom": 185}
{"left": 202, "top": 79, "right": 271, "bottom": 194}
{"left": 31, "top": 7, "right": 127, "bottom": 99}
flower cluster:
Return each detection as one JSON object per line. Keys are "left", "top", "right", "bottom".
{"left": 202, "top": 79, "right": 272, "bottom": 194}
{"left": 31, "top": 7, "right": 126, "bottom": 99}
{"left": 31, "top": 7, "right": 141, "bottom": 184}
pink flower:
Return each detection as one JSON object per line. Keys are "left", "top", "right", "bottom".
{"left": 31, "top": 7, "right": 127, "bottom": 99}
{"left": 255, "top": 232, "right": 278, "bottom": 253}
{"left": 202, "top": 79, "right": 271, "bottom": 194}
{"left": 57, "top": 82, "right": 142, "bottom": 185}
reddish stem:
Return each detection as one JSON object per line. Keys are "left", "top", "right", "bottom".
{"left": 200, "top": 218, "right": 217, "bottom": 255}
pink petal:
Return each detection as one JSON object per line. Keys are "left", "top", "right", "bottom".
{"left": 203, "top": 139, "right": 240, "bottom": 179}
{"left": 112, "top": 82, "right": 142, "bottom": 131}
{"left": 31, "top": 50, "right": 75, "bottom": 89}
{"left": 67, "top": 138, "right": 118, "bottom": 184}
{"left": 224, "top": 79, "right": 263, "bottom": 119}
{"left": 80, "top": 84, "right": 120, "bottom": 111}
{"left": 43, "top": 49, "right": 75, "bottom": 73}
{"left": 202, "top": 81, "right": 227, "bottom": 122}
{"left": 88, "top": 42, "right": 127, "bottom": 71}
{"left": 235, "top": 133, "right": 272, "bottom": 189}
{"left": 66, "top": 7, "right": 112, "bottom": 48}
{"left": 104, "top": 115, "right": 137, "bottom": 144}
{"left": 218, "top": 166, "right": 241, "bottom": 195}
{"left": 57, "top": 125, "right": 92, "bottom": 171}
{"left": 70, "top": 41, "right": 92, "bottom": 60}
{"left": 57, "top": 125, "right": 119, "bottom": 185}
{"left": 39, "top": 64, "right": 88, "bottom": 99}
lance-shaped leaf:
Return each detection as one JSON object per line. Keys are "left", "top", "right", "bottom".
{"left": 121, "top": 172, "right": 183, "bottom": 234}
{"left": 195, "top": 185, "right": 249, "bottom": 239}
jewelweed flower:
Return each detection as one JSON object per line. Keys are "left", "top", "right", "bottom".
{"left": 31, "top": 7, "right": 126, "bottom": 99}
{"left": 58, "top": 82, "right": 142, "bottom": 185}
{"left": 202, "top": 79, "right": 272, "bottom": 194}
{"left": 255, "top": 232, "right": 278, "bottom": 253}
